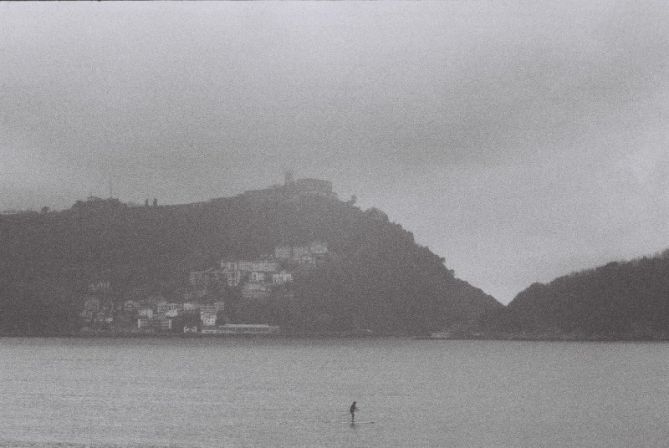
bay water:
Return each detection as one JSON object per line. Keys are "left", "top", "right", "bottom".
{"left": 1, "top": 337, "right": 668, "bottom": 448}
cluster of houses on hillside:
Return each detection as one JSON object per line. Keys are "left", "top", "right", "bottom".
{"left": 189, "top": 240, "right": 328, "bottom": 301}
{"left": 80, "top": 240, "right": 329, "bottom": 335}
{"left": 80, "top": 282, "right": 225, "bottom": 334}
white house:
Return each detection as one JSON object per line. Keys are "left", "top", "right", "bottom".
{"left": 88, "top": 280, "right": 111, "bottom": 293}
{"left": 200, "top": 305, "right": 217, "bottom": 327}
{"left": 221, "top": 260, "right": 279, "bottom": 287}
{"left": 272, "top": 271, "right": 293, "bottom": 285}
{"left": 123, "top": 300, "right": 139, "bottom": 312}
{"left": 241, "top": 282, "right": 271, "bottom": 300}
{"left": 250, "top": 271, "right": 266, "bottom": 282}
{"left": 310, "top": 241, "right": 328, "bottom": 255}
{"left": 274, "top": 245, "right": 292, "bottom": 259}
{"left": 183, "top": 302, "right": 200, "bottom": 311}
{"left": 238, "top": 260, "right": 279, "bottom": 273}
{"left": 272, "top": 241, "right": 327, "bottom": 264}
{"left": 156, "top": 301, "right": 170, "bottom": 314}
{"left": 138, "top": 308, "right": 153, "bottom": 319}
{"left": 189, "top": 268, "right": 226, "bottom": 288}
{"left": 222, "top": 268, "right": 242, "bottom": 287}
{"left": 137, "top": 318, "right": 151, "bottom": 329}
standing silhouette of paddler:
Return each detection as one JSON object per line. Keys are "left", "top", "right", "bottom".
{"left": 349, "top": 401, "right": 358, "bottom": 423}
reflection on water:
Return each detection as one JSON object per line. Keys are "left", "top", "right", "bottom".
{"left": 1, "top": 337, "right": 669, "bottom": 448}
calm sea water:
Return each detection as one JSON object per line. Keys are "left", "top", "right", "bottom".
{"left": 1, "top": 337, "right": 668, "bottom": 448}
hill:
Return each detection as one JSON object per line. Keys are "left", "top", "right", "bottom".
{"left": 488, "top": 250, "right": 669, "bottom": 339}
{"left": 0, "top": 191, "right": 501, "bottom": 336}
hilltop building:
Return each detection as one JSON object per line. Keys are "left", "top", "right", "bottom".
{"left": 242, "top": 172, "right": 337, "bottom": 202}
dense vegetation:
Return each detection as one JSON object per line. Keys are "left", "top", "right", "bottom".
{"left": 0, "top": 195, "right": 501, "bottom": 336}
{"left": 486, "top": 251, "right": 669, "bottom": 339}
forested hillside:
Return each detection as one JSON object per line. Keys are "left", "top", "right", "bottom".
{"left": 490, "top": 251, "right": 669, "bottom": 339}
{"left": 0, "top": 194, "right": 501, "bottom": 335}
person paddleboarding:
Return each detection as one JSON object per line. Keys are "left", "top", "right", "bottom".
{"left": 349, "top": 401, "right": 358, "bottom": 423}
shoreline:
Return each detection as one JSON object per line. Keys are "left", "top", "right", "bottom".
{"left": 2, "top": 331, "right": 669, "bottom": 342}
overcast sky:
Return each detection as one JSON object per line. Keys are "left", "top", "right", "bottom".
{"left": 2, "top": 2, "right": 669, "bottom": 303}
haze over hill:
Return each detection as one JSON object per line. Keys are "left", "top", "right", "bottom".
{"left": 3, "top": 3, "right": 669, "bottom": 303}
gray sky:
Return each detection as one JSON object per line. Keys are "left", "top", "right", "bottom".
{"left": 2, "top": 1, "right": 669, "bottom": 303}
